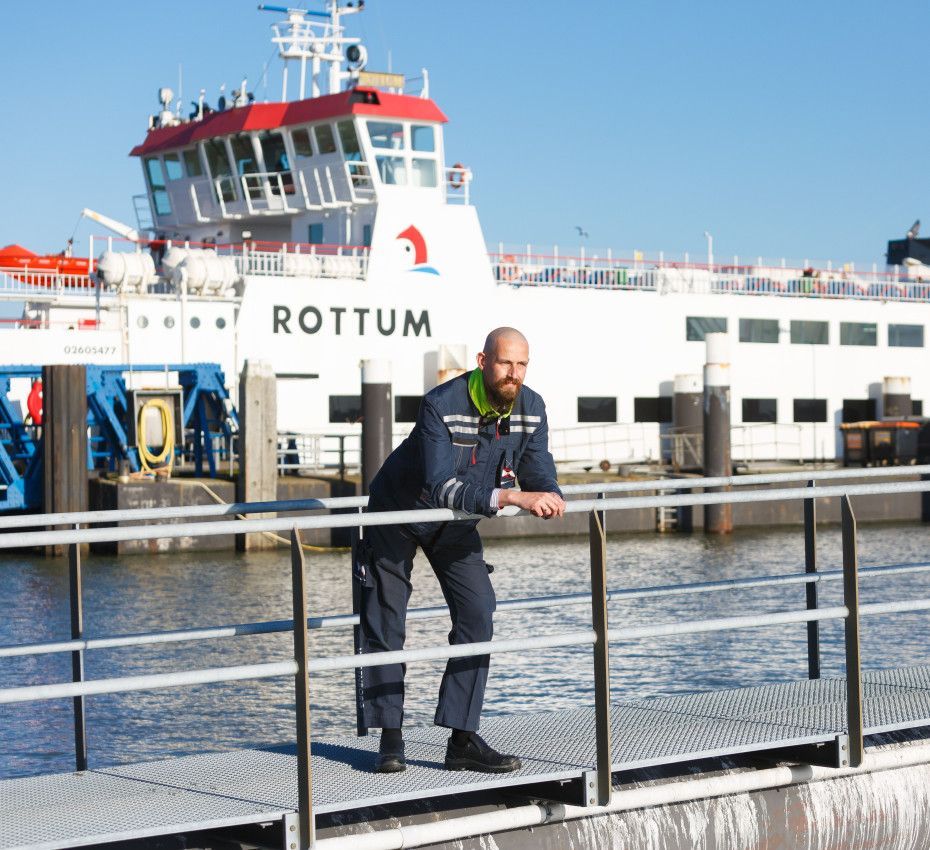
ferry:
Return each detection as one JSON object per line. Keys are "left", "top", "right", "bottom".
{"left": 2, "top": 2, "right": 930, "bottom": 468}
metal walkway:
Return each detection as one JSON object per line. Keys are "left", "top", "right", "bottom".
{"left": 4, "top": 665, "right": 930, "bottom": 850}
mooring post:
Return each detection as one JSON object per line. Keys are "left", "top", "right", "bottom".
{"left": 237, "top": 360, "right": 278, "bottom": 551}
{"left": 68, "top": 528, "right": 87, "bottom": 772}
{"left": 360, "top": 359, "right": 392, "bottom": 494}
{"left": 588, "top": 509, "right": 612, "bottom": 806}
{"left": 841, "top": 496, "right": 864, "bottom": 768}
{"left": 290, "top": 527, "right": 314, "bottom": 848}
{"left": 702, "top": 333, "right": 732, "bottom": 533}
{"left": 804, "top": 481, "right": 821, "bottom": 679}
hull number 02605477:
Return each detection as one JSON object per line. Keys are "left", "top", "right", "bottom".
{"left": 63, "top": 345, "right": 118, "bottom": 356}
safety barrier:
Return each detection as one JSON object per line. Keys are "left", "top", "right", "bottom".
{"left": 2, "top": 465, "right": 930, "bottom": 847}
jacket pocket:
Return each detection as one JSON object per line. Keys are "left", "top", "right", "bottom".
{"left": 452, "top": 439, "right": 477, "bottom": 475}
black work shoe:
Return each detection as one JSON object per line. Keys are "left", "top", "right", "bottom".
{"left": 444, "top": 732, "right": 522, "bottom": 773}
{"left": 375, "top": 742, "right": 406, "bottom": 773}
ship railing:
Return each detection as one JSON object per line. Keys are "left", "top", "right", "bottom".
{"left": 235, "top": 244, "right": 369, "bottom": 280}
{"left": 0, "top": 267, "right": 98, "bottom": 299}
{"left": 345, "top": 161, "right": 376, "bottom": 202}
{"left": 3, "top": 467, "right": 930, "bottom": 845}
{"left": 445, "top": 165, "right": 472, "bottom": 205}
{"left": 731, "top": 423, "right": 805, "bottom": 466}
{"left": 489, "top": 249, "right": 929, "bottom": 303}
{"left": 239, "top": 171, "right": 299, "bottom": 215}
{"left": 276, "top": 428, "right": 410, "bottom": 476}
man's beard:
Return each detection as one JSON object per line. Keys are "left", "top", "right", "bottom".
{"left": 485, "top": 375, "right": 522, "bottom": 411}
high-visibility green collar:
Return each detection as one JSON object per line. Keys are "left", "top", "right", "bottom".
{"left": 468, "top": 368, "right": 513, "bottom": 418}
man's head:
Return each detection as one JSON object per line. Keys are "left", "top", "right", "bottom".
{"left": 476, "top": 327, "right": 529, "bottom": 411}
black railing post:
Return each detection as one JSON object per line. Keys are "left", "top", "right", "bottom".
{"left": 804, "top": 481, "right": 821, "bottom": 679}
{"left": 68, "top": 530, "right": 87, "bottom": 772}
{"left": 353, "top": 506, "right": 367, "bottom": 737}
{"left": 290, "top": 527, "right": 314, "bottom": 848}
{"left": 588, "top": 508, "right": 612, "bottom": 806}
{"left": 841, "top": 496, "right": 864, "bottom": 768}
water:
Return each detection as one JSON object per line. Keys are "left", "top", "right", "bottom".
{"left": 2, "top": 522, "right": 930, "bottom": 781}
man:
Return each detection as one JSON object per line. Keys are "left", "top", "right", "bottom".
{"left": 356, "top": 327, "right": 566, "bottom": 774}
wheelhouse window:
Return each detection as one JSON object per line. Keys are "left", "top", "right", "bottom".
{"left": 292, "top": 128, "right": 313, "bottom": 157}
{"left": 329, "top": 395, "right": 361, "bottom": 423}
{"left": 790, "top": 320, "right": 828, "bottom": 345}
{"left": 577, "top": 396, "right": 617, "bottom": 423}
{"left": 307, "top": 223, "right": 324, "bottom": 244}
{"left": 163, "top": 153, "right": 184, "bottom": 181}
{"left": 793, "top": 398, "right": 827, "bottom": 423}
{"left": 314, "top": 124, "right": 337, "bottom": 154}
{"left": 411, "top": 124, "right": 436, "bottom": 152}
{"left": 367, "top": 120, "right": 405, "bottom": 150}
{"left": 259, "top": 131, "right": 290, "bottom": 173}
{"left": 231, "top": 135, "right": 260, "bottom": 199}
{"left": 182, "top": 148, "right": 203, "bottom": 177}
{"left": 842, "top": 398, "right": 876, "bottom": 422}
{"left": 889, "top": 324, "right": 924, "bottom": 347}
{"left": 742, "top": 398, "right": 777, "bottom": 423}
{"left": 395, "top": 395, "right": 423, "bottom": 423}
{"left": 739, "top": 318, "right": 779, "bottom": 344}
{"left": 411, "top": 158, "right": 438, "bottom": 188}
{"left": 840, "top": 322, "right": 877, "bottom": 346}
{"left": 203, "top": 139, "right": 236, "bottom": 202}
{"left": 337, "top": 121, "right": 363, "bottom": 161}
{"left": 376, "top": 155, "right": 407, "bottom": 185}
{"left": 686, "top": 316, "right": 726, "bottom": 341}
{"left": 144, "top": 157, "right": 172, "bottom": 216}
{"left": 634, "top": 397, "right": 672, "bottom": 423}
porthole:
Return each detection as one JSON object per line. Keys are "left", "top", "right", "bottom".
{"left": 190, "top": 316, "right": 201, "bottom": 329}
{"left": 216, "top": 316, "right": 227, "bottom": 329}
{"left": 164, "top": 316, "right": 175, "bottom": 329}
{"left": 136, "top": 315, "right": 149, "bottom": 329}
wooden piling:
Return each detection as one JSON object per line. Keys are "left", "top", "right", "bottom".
{"left": 237, "top": 360, "right": 278, "bottom": 551}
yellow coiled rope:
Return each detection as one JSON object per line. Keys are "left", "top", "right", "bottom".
{"left": 137, "top": 398, "right": 175, "bottom": 474}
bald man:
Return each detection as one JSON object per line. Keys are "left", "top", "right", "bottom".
{"left": 356, "top": 328, "right": 565, "bottom": 774}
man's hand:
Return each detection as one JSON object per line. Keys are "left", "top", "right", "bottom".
{"left": 497, "top": 489, "right": 566, "bottom": 519}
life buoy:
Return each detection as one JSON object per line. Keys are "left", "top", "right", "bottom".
{"left": 449, "top": 162, "right": 467, "bottom": 189}
{"left": 27, "top": 379, "right": 43, "bottom": 425}
{"left": 498, "top": 254, "right": 521, "bottom": 282}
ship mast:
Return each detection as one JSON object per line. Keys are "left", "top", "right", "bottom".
{"left": 259, "top": 2, "right": 367, "bottom": 101}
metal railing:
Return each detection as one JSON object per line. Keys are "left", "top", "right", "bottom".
{"left": 731, "top": 423, "right": 805, "bottom": 465}
{"left": 3, "top": 466, "right": 930, "bottom": 847}
{"left": 0, "top": 267, "right": 98, "bottom": 299}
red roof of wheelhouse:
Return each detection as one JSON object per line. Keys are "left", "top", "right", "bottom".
{"left": 129, "top": 89, "right": 449, "bottom": 157}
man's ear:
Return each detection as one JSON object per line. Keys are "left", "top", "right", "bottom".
{"left": 476, "top": 350, "right": 486, "bottom": 369}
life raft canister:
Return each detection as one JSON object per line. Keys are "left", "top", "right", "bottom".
{"left": 27, "top": 379, "right": 43, "bottom": 425}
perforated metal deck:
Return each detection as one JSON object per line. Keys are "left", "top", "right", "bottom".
{"left": 5, "top": 666, "right": 930, "bottom": 850}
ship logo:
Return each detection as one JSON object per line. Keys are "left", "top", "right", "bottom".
{"left": 396, "top": 225, "right": 439, "bottom": 275}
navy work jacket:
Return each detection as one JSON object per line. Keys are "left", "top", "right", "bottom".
{"left": 369, "top": 372, "right": 560, "bottom": 518}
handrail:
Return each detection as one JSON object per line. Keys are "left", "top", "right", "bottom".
{"left": 0, "top": 464, "right": 924, "bottom": 532}
{"left": 3, "top": 476, "right": 930, "bottom": 549}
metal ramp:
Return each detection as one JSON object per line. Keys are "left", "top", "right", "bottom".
{"left": 5, "top": 666, "right": 930, "bottom": 850}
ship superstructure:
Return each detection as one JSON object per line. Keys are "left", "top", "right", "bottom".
{"left": 2, "top": 1, "right": 930, "bottom": 466}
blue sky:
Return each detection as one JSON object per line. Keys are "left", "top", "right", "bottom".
{"left": 1, "top": 0, "right": 927, "bottom": 266}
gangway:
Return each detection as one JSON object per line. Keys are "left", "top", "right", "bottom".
{"left": 4, "top": 469, "right": 930, "bottom": 847}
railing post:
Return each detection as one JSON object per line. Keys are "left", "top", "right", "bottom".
{"left": 353, "top": 506, "right": 368, "bottom": 737}
{"left": 290, "top": 528, "right": 314, "bottom": 848}
{"left": 804, "top": 481, "right": 821, "bottom": 679}
{"left": 588, "top": 508, "right": 612, "bottom": 806}
{"left": 68, "top": 530, "right": 87, "bottom": 772}
{"left": 841, "top": 496, "right": 864, "bottom": 768}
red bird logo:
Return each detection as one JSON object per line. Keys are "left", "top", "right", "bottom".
{"left": 396, "top": 225, "right": 439, "bottom": 275}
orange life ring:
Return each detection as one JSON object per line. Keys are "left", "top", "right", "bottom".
{"left": 27, "top": 379, "right": 43, "bottom": 425}
{"left": 498, "top": 253, "right": 521, "bottom": 282}
{"left": 450, "top": 162, "right": 466, "bottom": 189}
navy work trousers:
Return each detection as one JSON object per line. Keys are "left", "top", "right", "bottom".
{"left": 357, "top": 514, "right": 496, "bottom": 732}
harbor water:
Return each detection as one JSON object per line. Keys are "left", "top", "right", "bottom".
{"left": 2, "top": 522, "right": 930, "bottom": 781}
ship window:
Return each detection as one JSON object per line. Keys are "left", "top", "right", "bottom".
{"left": 164, "top": 316, "right": 175, "bottom": 329}
{"left": 634, "top": 397, "right": 672, "bottom": 423}
{"left": 376, "top": 155, "right": 407, "bottom": 185}
{"left": 793, "top": 398, "right": 827, "bottom": 423}
{"left": 144, "top": 157, "right": 172, "bottom": 216}
{"left": 182, "top": 148, "right": 203, "bottom": 177}
{"left": 203, "top": 139, "right": 237, "bottom": 202}
{"left": 189, "top": 316, "right": 201, "bottom": 329}
{"left": 314, "top": 124, "right": 337, "bottom": 154}
{"left": 840, "top": 322, "right": 877, "bottom": 346}
{"left": 742, "top": 398, "right": 777, "bottom": 423}
{"left": 367, "top": 120, "right": 405, "bottom": 150}
{"left": 231, "top": 135, "right": 261, "bottom": 200}
{"left": 292, "top": 128, "right": 313, "bottom": 157}
{"left": 216, "top": 316, "right": 227, "bottom": 329}
{"left": 362, "top": 224, "right": 372, "bottom": 247}
{"left": 136, "top": 315, "right": 148, "bottom": 329}
{"left": 329, "top": 394, "right": 361, "bottom": 423}
{"left": 163, "top": 153, "right": 184, "bottom": 181}
{"left": 411, "top": 158, "right": 438, "bottom": 188}
{"left": 395, "top": 395, "right": 423, "bottom": 423}
{"left": 259, "top": 131, "right": 290, "bottom": 172}
{"left": 686, "top": 316, "right": 726, "bottom": 341}
{"left": 337, "top": 121, "right": 363, "bottom": 161}
{"left": 790, "top": 320, "right": 828, "bottom": 345}
{"left": 411, "top": 124, "right": 435, "bottom": 152}
{"left": 889, "top": 323, "right": 924, "bottom": 347}
{"left": 308, "top": 223, "right": 324, "bottom": 244}
{"left": 914, "top": 400, "right": 924, "bottom": 416}
{"left": 842, "top": 398, "right": 875, "bottom": 422}
{"left": 577, "top": 396, "right": 617, "bottom": 423}
{"left": 739, "top": 318, "right": 779, "bottom": 343}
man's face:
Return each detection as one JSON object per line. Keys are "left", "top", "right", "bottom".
{"left": 477, "top": 336, "right": 529, "bottom": 409}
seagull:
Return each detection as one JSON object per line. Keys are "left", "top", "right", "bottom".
{"left": 575, "top": 225, "right": 589, "bottom": 239}
{"left": 907, "top": 219, "right": 920, "bottom": 239}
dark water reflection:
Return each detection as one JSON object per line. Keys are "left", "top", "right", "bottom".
{"left": 2, "top": 522, "right": 930, "bottom": 779}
